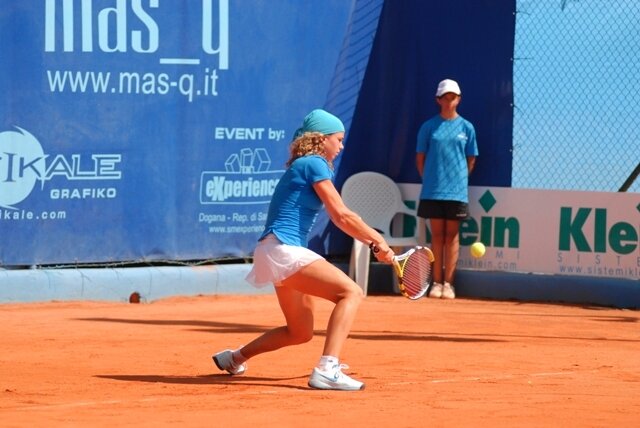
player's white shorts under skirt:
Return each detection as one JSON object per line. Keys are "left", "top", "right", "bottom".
{"left": 245, "top": 234, "right": 324, "bottom": 288}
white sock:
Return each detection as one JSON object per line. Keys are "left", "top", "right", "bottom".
{"left": 317, "top": 355, "right": 339, "bottom": 371}
{"left": 232, "top": 348, "right": 247, "bottom": 365}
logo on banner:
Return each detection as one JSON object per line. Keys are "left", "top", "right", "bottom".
{"left": 0, "top": 128, "right": 45, "bottom": 208}
{"left": 457, "top": 189, "right": 522, "bottom": 272}
{"left": 0, "top": 127, "right": 122, "bottom": 210}
{"left": 461, "top": 190, "right": 521, "bottom": 249}
{"left": 200, "top": 148, "right": 282, "bottom": 205}
{"left": 559, "top": 206, "right": 639, "bottom": 255}
{"left": 43, "top": 0, "right": 230, "bottom": 103}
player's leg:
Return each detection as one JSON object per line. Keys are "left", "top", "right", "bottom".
{"left": 214, "top": 255, "right": 364, "bottom": 390}
{"left": 283, "top": 259, "right": 365, "bottom": 390}
{"left": 213, "top": 283, "right": 315, "bottom": 375}
{"left": 238, "top": 285, "right": 316, "bottom": 359}
{"left": 235, "top": 252, "right": 364, "bottom": 353}
{"left": 281, "top": 258, "right": 363, "bottom": 358}
{"left": 217, "top": 259, "right": 361, "bottom": 364}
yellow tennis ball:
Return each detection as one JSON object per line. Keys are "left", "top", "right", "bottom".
{"left": 470, "top": 242, "right": 486, "bottom": 258}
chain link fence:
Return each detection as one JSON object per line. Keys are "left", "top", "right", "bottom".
{"left": 512, "top": 0, "right": 640, "bottom": 192}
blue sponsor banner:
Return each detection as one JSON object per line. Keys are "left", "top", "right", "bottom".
{"left": 0, "top": 1, "right": 351, "bottom": 265}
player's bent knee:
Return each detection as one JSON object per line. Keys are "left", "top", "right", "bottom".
{"left": 347, "top": 283, "right": 365, "bottom": 300}
{"left": 289, "top": 329, "right": 314, "bottom": 345}
{"left": 337, "top": 287, "right": 364, "bottom": 307}
{"left": 286, "top": 324, "right": 314, "bottom": 344}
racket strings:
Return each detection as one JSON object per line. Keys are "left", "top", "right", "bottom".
{"left": 401, "top": 252, "right": 432, "bottom": 298}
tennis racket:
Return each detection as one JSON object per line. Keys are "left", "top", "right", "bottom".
{"left": 370, "top": 244, "right": 434, "bottom": 300}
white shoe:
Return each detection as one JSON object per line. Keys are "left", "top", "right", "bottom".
{"left": 428, "top": 282, "right": 443, "bottom": 298}
{"left": 213, "top": 349, "right": 246, "bottom": 375}
{"left": 308, "top": 364, "right": 365, "bottom": 391}
{"left": 442, "top": 282, "right": 456, "bottom": 299}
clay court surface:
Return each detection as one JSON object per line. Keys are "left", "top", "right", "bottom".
{"left": 1, "top": 294, "right": 638, "bottom": 427}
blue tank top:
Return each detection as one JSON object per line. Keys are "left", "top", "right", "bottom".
{"left": 259, "top": 155, "right": 333, "bottom": 246}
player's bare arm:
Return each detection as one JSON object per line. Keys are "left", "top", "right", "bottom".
{"left": 313, "top": 179, "right": 394, "bottom": 263}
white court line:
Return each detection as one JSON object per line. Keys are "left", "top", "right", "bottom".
{"left": 388, "top": 370, "right": 593, "bottom": 386}
{"left": 9, "top": 390, "right": 278, "bottom": 412}
{"left": 430, "top": 371, "right": 578, "bottom": 384}
{"left": 9, "top": 397, "right": 159, "bottom": 412}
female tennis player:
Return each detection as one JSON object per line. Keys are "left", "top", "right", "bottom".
{"left": 213, "top": 109, "right": 395, "bottom": 391}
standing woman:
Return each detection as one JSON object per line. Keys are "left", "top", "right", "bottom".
{"left": 416, "top": 79, "right": 478, "bottom": 299}
{"left": 213, "top": 109, "right": 395, "bottom": 391}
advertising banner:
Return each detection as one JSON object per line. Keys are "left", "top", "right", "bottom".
{"left": 0, "top": 1, "right": 351, "bottom": 265}
{"left": 399, "top": 184, "right": 640, "bottom": 280}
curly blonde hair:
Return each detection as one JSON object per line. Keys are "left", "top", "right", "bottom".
{"left": 286, "top": 132, "right": 331, "bottom": 168}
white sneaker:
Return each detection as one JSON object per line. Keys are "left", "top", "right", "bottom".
{"left": 428, "top": 282, "right": 443, "bottom": 298}
{"left": 213, "top": 349, "right": 246, "bottom": 375}
{"left": 308, "top": 364, "right": 365, "bottom": 391}
{"left": 442, "top": 282, "right": 456, "bottom": 299}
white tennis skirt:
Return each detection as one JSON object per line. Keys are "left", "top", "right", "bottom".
{"left": 245, "top": 234, "right": 324, "bottom": 288}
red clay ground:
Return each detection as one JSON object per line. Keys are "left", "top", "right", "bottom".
{"left": 1, "top": 294, "right": 638, "bottom": 427}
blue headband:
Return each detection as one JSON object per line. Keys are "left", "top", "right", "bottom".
{"left": 293, "top": 109, "right": 345, "bottom": 139}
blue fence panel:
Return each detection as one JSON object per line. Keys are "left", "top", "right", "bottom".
{"left": 310, "top": 0, "right": 516, "bottom": 255}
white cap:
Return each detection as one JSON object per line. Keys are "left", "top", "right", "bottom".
{"left": 435, "top": 79, "right": 461, "bottom": 97}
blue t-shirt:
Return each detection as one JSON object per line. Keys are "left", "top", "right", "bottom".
{"left": 416, "top": 115, "right": 478, "bottom": 202}
{"left": 259, "top": 155, "right": 333, "bottom": 246}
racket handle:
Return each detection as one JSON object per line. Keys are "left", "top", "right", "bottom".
{"left": 391, "top": 258, "right": 402, "bottom": 277}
